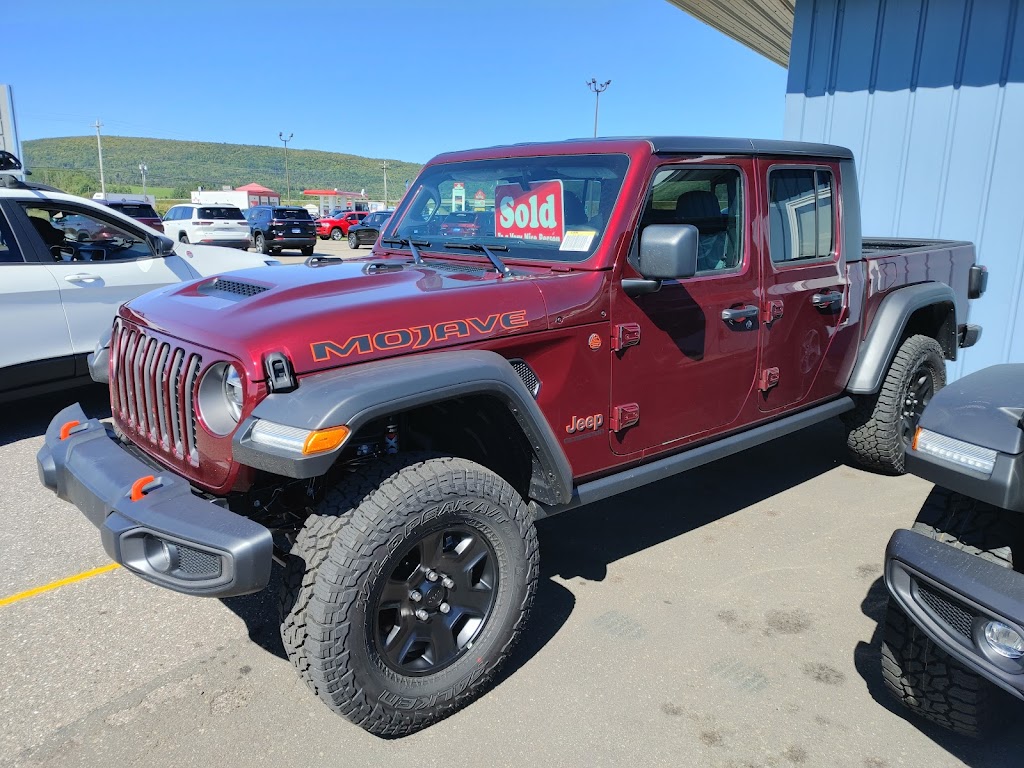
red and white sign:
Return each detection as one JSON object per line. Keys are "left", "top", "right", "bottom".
{"left": 495, "top": 180, "right": 564, "bottom": 244}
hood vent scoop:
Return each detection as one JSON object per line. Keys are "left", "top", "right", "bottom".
{"left": 425, "top": 260, "right": 488, "bottom": 275}
{"left": 199, "top": 278, "right": 270, "bottom": 298}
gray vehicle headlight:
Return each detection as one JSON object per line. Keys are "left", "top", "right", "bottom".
{"left": 913, "top": 428, "right": 998, "bottom": 475}
{"left": 198, "top": 363, "right": 244, "bottom": 435}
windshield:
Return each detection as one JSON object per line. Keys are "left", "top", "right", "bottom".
{"left": 274, "top": 208, "right": 312, "bottom": 220}
{"left": 386, "top": 153, "right": 629, "bottom": 263}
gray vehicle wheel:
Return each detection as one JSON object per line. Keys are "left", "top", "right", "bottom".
{"left": 348, "top": 232, "right": 359, "bottom": 249}
{"left": 330, "top": 227, "right": 344, "bottom": 241}
{"left": 844, "top": 334, "right": 945, "bottom": 474}
{"left": 255, "top": 232, "right": 268, "bottom": 254}
{"left": 296, "top": 454, "right": 538, "bottom": 736}
{"left": 881, "top": 487, "right": 1018, "bottom": 736}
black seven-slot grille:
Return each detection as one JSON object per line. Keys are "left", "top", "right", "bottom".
{"left": 110, "top": 319, "right": 202, "bottom": 466}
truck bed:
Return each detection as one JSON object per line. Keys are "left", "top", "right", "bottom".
{"left": 861, "top": 237, "right": 973, "bottom": 258}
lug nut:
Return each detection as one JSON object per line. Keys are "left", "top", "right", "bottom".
{"left": 439, "top": 602, "right": 451, "bottom": 614}
{"left": 442, "top": 576, "right": 455, "bottom": 589}
{"left": 409, "top": 590, "right": 422, "bottom": 602}
{"left": 425, "top": 570, "right": 439, "bottom": 582}
{"left": 415, "top": 609, "right": 429, "bottom": 621}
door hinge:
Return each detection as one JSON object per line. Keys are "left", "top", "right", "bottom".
{"left": 611, "top": 323, "right": 641, "bottom": 351}
{"left": 759, "top": 367, "right": 780, "bottom": 392}
{"left": 609, "top": 403, "right": 640, "bottom": 432}
{"left": 765, "top": 300, "right": 784, "bottom": 323}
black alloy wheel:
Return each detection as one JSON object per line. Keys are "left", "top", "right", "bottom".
{"left": 900, "top": 364, "right": 935, "bottom": 446}
{"left": 374, "top": 525, "right": 498, "bottom": 676}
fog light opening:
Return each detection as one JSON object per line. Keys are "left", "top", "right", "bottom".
{"left": 143, "top": 535, "right": 179, "bottom": 574}
{"left": 983, "top": 620, "right": 1024, "bottom": 660}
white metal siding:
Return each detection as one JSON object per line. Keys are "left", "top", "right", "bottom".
{"left": 785, "top": 0, "right": 1024, "bottom": 378}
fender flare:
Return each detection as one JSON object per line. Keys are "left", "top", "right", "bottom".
{"left": 846, "top": 282, "right": 957, "bottom": 395}
{"left": 232, "top": 350, "right": 574, "bottom": 505}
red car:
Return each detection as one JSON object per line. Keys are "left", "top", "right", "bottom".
{"left": 315, "top": 210, "right": 367, "bottom": 240}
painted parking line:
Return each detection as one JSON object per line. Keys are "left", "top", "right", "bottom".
{"left": 0, "top": 562, "right": 120, "bottom": 608}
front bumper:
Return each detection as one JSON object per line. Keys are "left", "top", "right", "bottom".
{"left": 36, "top": 403, "right": 273, "bottom": 597}
{"left": 886, "top": 528, "right": 1024, "bottom": 701}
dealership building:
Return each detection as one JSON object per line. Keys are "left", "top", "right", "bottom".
{"left": 672, "top": 0, "right": 1023, "bottom": 379}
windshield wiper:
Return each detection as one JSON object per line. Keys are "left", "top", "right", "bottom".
{"left": 442, "top": 242, "right": 513, "bottom": 277}
{"left": 381, "top": 237, "right": 428, "bottom": 265}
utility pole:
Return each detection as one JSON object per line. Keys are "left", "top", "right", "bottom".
{"left": 138, "top": 163, "right": 148, "bottom": 197}
{"left": 278, "top": 132, "right": 293, "bottom": 203}
{"left": 94, "top": 119, "right": 106, "bottom": 193}
{"left": 585, "top": 79, "right": 611, "bottom": 138}
{"left": 381, "top": 160, "right": 388, "bottom": 207}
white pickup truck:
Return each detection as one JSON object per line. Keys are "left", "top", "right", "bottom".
{"left": 0, "top": 174, "right": 279, "bottom": 402}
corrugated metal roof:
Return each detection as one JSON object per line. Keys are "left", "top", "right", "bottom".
{"left": 666, "top": 0, "right": 794, "bottom": 66}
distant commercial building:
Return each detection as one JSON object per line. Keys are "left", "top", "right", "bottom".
{"left": 302, "top": 189, "right": 370, "bottom": 216}
{"left": 670, "top": 0, "right": 1024, "bottom": 378}
{"left": 191, "top": 183, "right": 280, "bottom": 210}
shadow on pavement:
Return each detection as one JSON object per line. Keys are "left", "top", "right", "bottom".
{"left": 854, "top": 578, "right": 1024, "bottom": 766}
{"left": 0, "top": 383, "right": 110, "bottom": 448}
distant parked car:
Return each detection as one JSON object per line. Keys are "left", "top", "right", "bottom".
{"left": 100, "top": 200, "right": 164, "bottom": 232}
{"left": 247, "top": 205, "right": 317, "bottom": 256}
{"left": 439, "top": 211, "right": 494, "bottom": 238}
{"left": 162, "top": 204, "right": 251, "bottom": 249}
{"left": 347, "top": 210, "right": 393, "bottom": 249}
{"left": 316, "top": 210, "right": 368, "bottom": 240}
{"left": 0, "top": 182, "right": 278, "bottom": 402}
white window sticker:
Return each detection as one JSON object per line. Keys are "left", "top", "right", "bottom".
{"left": 559, "top": 230, "right": 596, "bottom": 252}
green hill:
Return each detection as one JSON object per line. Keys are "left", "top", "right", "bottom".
{"left": 21, "top": 136, "right": 422, "bottom": 204}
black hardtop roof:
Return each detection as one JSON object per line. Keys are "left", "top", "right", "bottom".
{"left": 432, "top": 136, "right": 854, "bottom": 162}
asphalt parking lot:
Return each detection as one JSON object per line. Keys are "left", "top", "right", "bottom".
{"left": 1, "top": 239, "right": 1020, "bottom": 767}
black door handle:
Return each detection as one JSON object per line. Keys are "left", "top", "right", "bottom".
{"left": 811, "top": 291, "right": 843, "bottom": 307}
{"left": 721, "top": 305, "right": 759, "bottom": 322}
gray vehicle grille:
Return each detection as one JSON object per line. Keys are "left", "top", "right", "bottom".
{"left": 917, "top": 582, "right": 974, "bottom": 639}
{"left": 110, "top": 320, "right": 201, "bottom": 466}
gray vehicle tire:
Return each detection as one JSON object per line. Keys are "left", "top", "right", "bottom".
{"left": 844, "top": 334, "right": 946, "bottom": 474}
{"left": 880, "top": 487, "right": 1017, "bottom": 736}
{"left": 299, "top": 454, "right": 539, "bottom": 736}
{"left": 255, "top": 232, "right": 268, "bottom": 254}
{"left": 348, "top": 232, "right": 359, "bottom": 249}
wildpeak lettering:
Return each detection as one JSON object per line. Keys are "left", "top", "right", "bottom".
{"left": 310, "top": 310, "right": 529, "bottom": 362}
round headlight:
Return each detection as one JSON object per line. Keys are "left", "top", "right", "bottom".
{"left": 198, "top": 363, "right": 244, "bottom": 435}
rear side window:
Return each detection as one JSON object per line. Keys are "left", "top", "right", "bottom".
{"left": 198, "top": 207, "right": 245, "bottom": 220}
{"left": 109, "top": 203, "right": 159, "bottom": 219}
{"left": 768, "top": 169, "right": 834, "bottom": 263}
{"left": 273, "top": 208, "right": 311, "bottom": 220}
{"left": 0, "top": 211, "right": 24, "bottom": 264}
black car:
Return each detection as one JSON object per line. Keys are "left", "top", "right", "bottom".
{"left": 247, "top": 205, "right": 316, "bottom": 256}
{"left": 347, "top": 210, "right": 393, "bottom": 249}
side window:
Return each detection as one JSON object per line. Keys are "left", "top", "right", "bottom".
{"left": 640, "top": 166, "right": 744, "bottom": 274}
{"left": 20, "top": 204, "right": 155, "bottom": 263}
{"left": 0, "top": 210, "right": 25, "bottom": 264}
{"left": 768, "top": 169, "right": 835, "bottom": 264}
{"left": 165, "top": 207, "right": 178, "bottom": 221}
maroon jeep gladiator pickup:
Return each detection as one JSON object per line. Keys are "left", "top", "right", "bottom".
{"left": 37, "top": 137, "right": 986, "bottom": 736}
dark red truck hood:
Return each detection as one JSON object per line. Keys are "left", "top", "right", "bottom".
{"left": 120, "top": 259, "right": 558, "bottom": 381}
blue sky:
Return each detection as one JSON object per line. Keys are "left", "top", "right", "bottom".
{"left": 4, "top": 0, "right": 787, "bottom": 163}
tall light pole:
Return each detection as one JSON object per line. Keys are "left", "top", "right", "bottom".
{"left": 279, "top": 131, "right": 293, "bottom": 203}
{"left": 93, "top": 119, "right": 106, "bottom": 193}
{"left": 380, "top": 160, "right": 389, "bottom": 207}
{"left": 138, "top": 163, "right": 148, "bottom": 197}
{"left": 585, "top": 78, "right": 611, "bottom": 138}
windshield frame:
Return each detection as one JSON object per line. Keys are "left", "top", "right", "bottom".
{"left": 380, "top": 152, "right": 631, "bottom": 268}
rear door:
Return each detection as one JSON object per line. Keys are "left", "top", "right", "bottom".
{"left": 608, "top": 157, "right": 761, "bottom": 455}
{"left": 0, "top": 201, "right": 74, "bottom": 388}
{"left": 756, "top": 161, "right": 848, "bottom": 412}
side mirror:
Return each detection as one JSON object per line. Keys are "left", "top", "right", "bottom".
{"left": 153, "top": 235, "right": 176, "bottom": 256}
{"left": 638, "top": 224, "right": 699, "bottom": 280}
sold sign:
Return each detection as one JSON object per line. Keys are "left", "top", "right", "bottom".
{"left": 495, "top": 179, "right": 564, "bottom": 244}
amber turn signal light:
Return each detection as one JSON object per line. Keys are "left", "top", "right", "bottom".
{"left": 912, "top": 427, "right": 922, "bottom": 451}
{"left": 302, "top": 425, "right": 350, "bottom": 455}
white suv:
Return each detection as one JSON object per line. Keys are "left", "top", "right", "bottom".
{"left": 162, "top": 204, "right": 252, "bottom": 249}
{"left": 0, "top": 179, "right": 278, "bottom": 402}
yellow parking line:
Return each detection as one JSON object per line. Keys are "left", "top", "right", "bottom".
{"left": 0, "top": 562, "right": 120, "bottom": 608}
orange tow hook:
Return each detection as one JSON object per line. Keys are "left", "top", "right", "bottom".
{"left": 130, "top": 475, "right": 156, "bottom": 502}
{"left": 59, "top": 420, "right": 81, "bottom": 440}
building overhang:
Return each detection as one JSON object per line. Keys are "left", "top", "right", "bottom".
{"left": 665, "top": 0, "right": 794, "bottom": 67}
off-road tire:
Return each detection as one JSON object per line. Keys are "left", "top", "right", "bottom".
{"left": 844, "top": 334, "right": 945, "bottom": 474}
{"left": 880, "top": 487, "right": 1019, "bottom": 736}
{"left": 330, "top": 227, "right": 344, "bottom": 241}
{"left": 348, "top": 233, "right": 359, "bottom": 249}
{"left": 279, "top": 459, "right": 427, "bottom": 691}
{"left": 302, "top": 455, "right": 539, "bottom": 737}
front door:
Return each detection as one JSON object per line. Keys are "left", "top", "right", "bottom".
{"left": 757, "top": 162, "right": 848, "bottom": 412}
{"left": 609, "top": 158, "right": 761, "bottom": 456}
